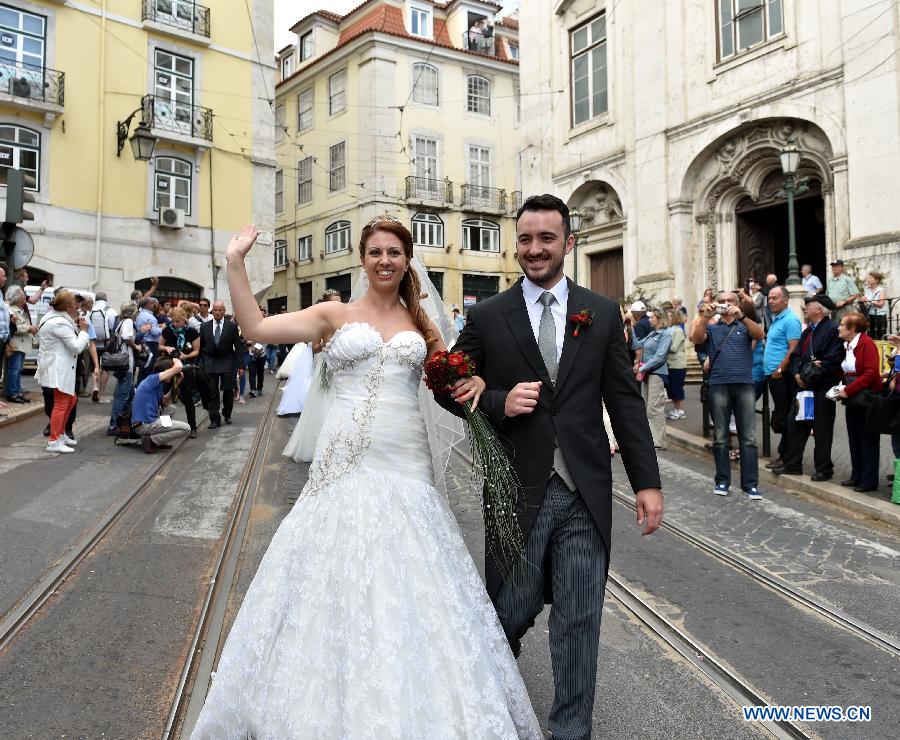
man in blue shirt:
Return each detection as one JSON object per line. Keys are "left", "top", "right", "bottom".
{"left": 762, "top": 286, "right": 803, "bottom": 467}
{"left": 800, "top": 264, "right": 823, "bottom": 296}
{"left": 131, "top": 356, "right": 190, "bottom": 453}
{"left": 689, "top": 291, "right": 765, "bottom": 499}
{"left": 136, "top": 297, "right": 163, "bottom": 383}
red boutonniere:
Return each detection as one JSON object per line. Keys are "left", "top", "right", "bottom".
{"left": 569, "top": 308, "right": 594, "bottom": 337}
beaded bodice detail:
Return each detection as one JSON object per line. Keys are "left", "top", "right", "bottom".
{"left": 302, "top": 322, "right": 431, "bottom": 498}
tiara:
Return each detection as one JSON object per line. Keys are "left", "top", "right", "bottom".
{"left": 366, "top": 214, "right": 402, "bottom": 228}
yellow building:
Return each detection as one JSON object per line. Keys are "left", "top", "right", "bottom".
{"left": 268, "top": 0, "right": 521, "bottom": 314}
{"left": 0, "top": 0, "right": 274, "bottom": 307}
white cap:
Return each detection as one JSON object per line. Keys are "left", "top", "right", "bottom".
{"left": 629, "top": 300, "right": 647, "bottom": 312}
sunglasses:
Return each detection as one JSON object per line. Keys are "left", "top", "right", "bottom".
{"left": 366, "top": 215, "right": 402, "bottom": 228}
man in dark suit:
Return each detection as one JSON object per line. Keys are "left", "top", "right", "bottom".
{"left": 437, "top": 194, "right": 663, "bottom": 739}
{"left": 772, "top": 294, "right": 844, "bottom": 481}
{"left": 199, "top": 300, "right": 243, "bottom": 429}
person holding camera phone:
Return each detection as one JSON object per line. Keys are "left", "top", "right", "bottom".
{"left": 131, "top": 356, "right": 191, "bottom": 454}
{"left": 690, "top": 291, "right": 765, "bottom": 499}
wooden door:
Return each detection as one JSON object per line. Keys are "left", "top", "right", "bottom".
{"left": 590, "top": 249, "right": 624, "bottom": 301}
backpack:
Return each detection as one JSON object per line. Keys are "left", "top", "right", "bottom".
{"left": 90, "top": 306, "right": 110, "bottom": 343}
{"left": 100, "top": 317, "right": 130, "bottom": 370}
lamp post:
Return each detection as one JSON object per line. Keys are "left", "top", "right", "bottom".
{"left": 569, "top": 208, "right": 583, "bottom": 285}
{"left": 777, "top": 142, "right": 808, "bottom": 286}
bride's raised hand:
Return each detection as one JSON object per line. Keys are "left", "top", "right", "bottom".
{"left": 226, "top": 224, "right": 260, "bottom": 263}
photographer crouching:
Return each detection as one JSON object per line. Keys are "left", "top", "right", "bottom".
{"left": 131, "top": 356, "right": 191, "bottom": 454}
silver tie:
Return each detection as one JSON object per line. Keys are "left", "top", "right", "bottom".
{"left": 214, "top": 321, "right": 221, "bottom": 345}
{"left": 538, "top": 291, "right": 558, "bottom": 383}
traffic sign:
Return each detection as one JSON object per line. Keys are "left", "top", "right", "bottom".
{"left": 5, "top": 225, "right": 33, "bottom": 270}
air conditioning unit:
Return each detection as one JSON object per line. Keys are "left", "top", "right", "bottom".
{"left": 159, "top": 207, "right": 185, "bottom": 228}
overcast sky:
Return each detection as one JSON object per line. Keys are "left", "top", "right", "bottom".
{"left": 274, "top": 0, "right": 519, "bottom": 51}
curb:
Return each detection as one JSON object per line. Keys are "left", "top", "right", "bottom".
{"left": 0, "top": 403, "right": 43, "bottom": 429}
{"left": 666, "top": 427, "right": 900, "bottom": 529}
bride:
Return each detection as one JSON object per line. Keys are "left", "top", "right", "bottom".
{"left": 190, "top": 217, "right": 542, "bottom": 739}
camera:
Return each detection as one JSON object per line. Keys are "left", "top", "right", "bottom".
{"left": 714, "top": 303, "right": 729, "bottom": 315}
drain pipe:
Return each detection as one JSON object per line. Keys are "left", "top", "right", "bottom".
{"left": 208, "top": 146, "right": 217, "bottom": 300}
{"left": 90, "top": 0, "right": 108, "bottom": 291}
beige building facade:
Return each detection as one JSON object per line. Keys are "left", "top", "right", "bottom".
{"left": 521, "top": 0, "right": 900, "bottom": 307}
{"left": 268, "top": 0, "right": 521, "bottom": 314}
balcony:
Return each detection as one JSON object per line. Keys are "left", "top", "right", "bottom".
{"left": 0, "top": 61, "right": 64, "bottom": 121}
{"left": 142, "top": 0, "right": 211, "bottom": 42}
{"left": 462, "top": 32, "right": 495, "bottom": 56}
{"left": 509, "top": 190, "right": 522, "bottom": 214}
{"left": 405, "top": 176, "right": 453, "bottom": 207}
{"left": 142, "top": 94, "right": 212, "bottom": 147}
{"left": 461, "top": 184, "right": 506, "bottom": 213}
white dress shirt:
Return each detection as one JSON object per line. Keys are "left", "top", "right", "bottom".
{"left": 521, "top": 274, "right": 568, "bottom": 360}
{"left": 841, "top": 332, "right": 860, "bottom": 375}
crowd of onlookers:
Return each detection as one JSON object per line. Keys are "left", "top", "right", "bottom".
{"left": 0, "top": 265, "right": 281, "bottom": 454}
{"left": 624, "top": 260, "right": 899, "bottom": 502}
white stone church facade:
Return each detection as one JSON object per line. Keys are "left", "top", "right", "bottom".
{"left": 520, "top": 0, "right": 900, "bottom": 307}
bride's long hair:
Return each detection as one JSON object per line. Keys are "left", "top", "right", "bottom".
{"left": 359, "top": 218, "right": 436, "bottom": 344}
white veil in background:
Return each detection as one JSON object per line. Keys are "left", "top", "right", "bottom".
{"left": 284, "top": 257, "right": 466, "bottom": 496}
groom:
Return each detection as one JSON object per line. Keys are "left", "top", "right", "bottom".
{"left": 438, "top": 194, "right": 663, "bottom": 739}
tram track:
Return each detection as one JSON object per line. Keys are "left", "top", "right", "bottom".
{"left": 0, "top": 424, "right": 200, "bottom": 655}
{"left": 164, "top": 387, "right": 279, "bottom": 739}
{"left": 610, "top": 488, "right": 900, "bottom": 659}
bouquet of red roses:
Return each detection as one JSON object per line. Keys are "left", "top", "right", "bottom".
{"left": 425, "top": 351, "right": 524, "bottom": 574}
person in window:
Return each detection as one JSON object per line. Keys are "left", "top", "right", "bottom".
{"left": 835, "top": 312, "right": 883, "bottom": 492}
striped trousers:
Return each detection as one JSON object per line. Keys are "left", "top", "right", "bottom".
{"left": 495, "top": 474, "right": 608, "bottom": 740}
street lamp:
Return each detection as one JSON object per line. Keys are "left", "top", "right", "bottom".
{"left": 116, "top": 108, "right": 157, "bottom": 161}
{"left": 777, "top": 142, "right": 808, "bottom": 286}
{"left": 569, "top": 208, "right": 583, "bottom": 285}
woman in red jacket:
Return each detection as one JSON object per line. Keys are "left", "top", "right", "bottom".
{"left": 837, "top": 311, "right": 884, "bottom": 492}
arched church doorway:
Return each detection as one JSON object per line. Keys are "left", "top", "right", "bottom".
{"left": 735, "top": 171, "right": 826, "bottom": 286}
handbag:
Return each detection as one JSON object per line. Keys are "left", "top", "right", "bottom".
{"left": 798, "top": 355, "right": 825, "bottom": 386}
{"left": 700, "top": 322, "right": 740, "bottom": 404}
{"left": 100, "top": 320, "right": 130, "bottom": 371}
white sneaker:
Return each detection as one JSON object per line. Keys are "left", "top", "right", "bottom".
{"left": 60, "top": 433, "right": 78, "bottom": 446}
{"left": 666, "top": 411, "right": 680, "bottom": 420}
{"left": 47, "top": 440, "right": 75, "bottom": 453}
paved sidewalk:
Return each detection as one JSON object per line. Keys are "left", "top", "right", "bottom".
{"left": 0, "top": 372, "right": 45, "bottom": 428}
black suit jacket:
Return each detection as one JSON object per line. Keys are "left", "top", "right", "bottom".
{"left": 788, "top": 318, "right": 843, "bottom": 390}
{"left": 199, "top": 319, "right": 243, "bottom": 375}
{"left": 438, "top": 279, "right": 661, "bottom": 599}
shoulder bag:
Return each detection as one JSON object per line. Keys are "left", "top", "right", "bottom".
{"left": 699, "top": 322, "right": 740, "bottom": 404}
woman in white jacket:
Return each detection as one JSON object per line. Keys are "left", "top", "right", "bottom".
{"left": 36, "top": 290, "right": 90, "bottom": 453}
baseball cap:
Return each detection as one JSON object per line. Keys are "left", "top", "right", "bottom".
{"left": 629, "top": 301, "right": 647, "bottom": 312}
{"left": 829, "top": 259, "right": 844, "bottom": 266}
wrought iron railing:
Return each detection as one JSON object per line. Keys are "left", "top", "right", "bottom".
{"left": 852, "top": 295, "right": 900, "bottom": 340}
{"left": 0, "top": 61, "right": 64, "bottom": 106}
{"left": 142, "top": 94, "right": 213, "bottom": 141}
{"left": 405, "top": 175, "right": 453, "bottom": 204}
{"left": 509, "top": 190, "right": 522, "bottom": 213}
{"left": 462, "top": 32, "right": 495, "bottom": 55}
{"left": 142, "top": 0, "right": 211, "bottom": 38}
{"left": 461, "top": 184, "right": 506, "bottom": 210}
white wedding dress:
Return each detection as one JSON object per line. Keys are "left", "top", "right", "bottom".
{"left": 191, "top": 322, "right": 541, "bottom": 739}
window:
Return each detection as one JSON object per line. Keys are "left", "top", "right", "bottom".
{"left": 299, "top": 280, "right": 313, "bottom": 309}
{"left": 411, "top": 212, "right": 444, "bottom": 248}
{"left": 300, "top": 31, "right": 314, "bottom": 61}
{"left": 412, "top": 63, "right": 438, "bottom": 106}
{"left": 297, "top": 157, "right": 313, "bottom": 204}
{"left": 571, "top": 13, "right": 607, "bottom": 126}
{"left": 154, "top": 0, "right": 197, "bottom": 32}
{"left": 410, "top": 6, "right": 431, "bottom": 38}
{"left": 414, "top": 135, "right": 439, "bottom": 195}
{"left": 297, "top": 235, "right": 312, "bottom": 261}
{"left": 274, "top": 239, "right": 287, "bottom": 267}
{"left": 719, "top": 0, "right": 783, "bottom": 59}
{"left": 275, "top": 169, "right": 284, "bottom": 213}
{"left": 154, "top": 49, "right": 195, "bottom": 135}
{"left": 329, "top": 69, "right": 346, "bottom": 115}
{"left": 462, "top": 219, "right": 499, "bottom": 252}
{"left": 298, "top": 88, "right": 313, "bottom": 131}
{"left": 0, "top": 124, "right": 40, "bottom": 190}
{"left": 274, "top": 104, "right": 285, "bottom": 143}
{"left": 467, "top": 75, "right": 491, "bottom": 115}
{"left": 467, "top": 145, "right": 491, "bottom": 200}
{"left": 507, "top": 42, "right": 519, "bottom": 60}
{"left": 329, "top": 142, "right": 345, "bottom": 191}
{"left": 326, "top": 273, "right": 352, "bottom": 301}
{"left": 0, "top": 4, "right": 46, "bottom": 79}
{"left": 325, "top": 220, "right": 351, "bottom": 254}
{"left": 281, "top": 55, "right": 293, "bottom": 80}
{"left": 427, "top": 271, "right": 444, "bottom": 298}
{"left": 155, "top": 156, "right": 192, "bottom": 214}
{"left": 462, "top": 273, "right": 500, "bottom": 304}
